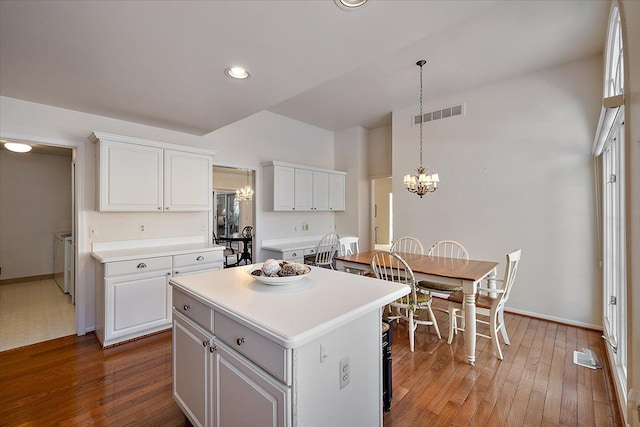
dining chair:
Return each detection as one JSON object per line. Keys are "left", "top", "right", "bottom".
{"left": 241, "top": 225, "right": 253, "bottom": 261}
{"left": 417, "top": 241, "right": 469, "bottom": 311}
{"left": 447, "top": 249, "right": 521, "bottom": 360}
{"left": 307, "top": 233, "right": 340, "bottom": 270}
{"left": 338, "top": 236, "right": 359, "bottom": 256}
{"left": 390, "top": 237, "right": 424, "bottom": 255}
{"left": 371, "top": 251, "right": 441, "bottom": 352}
{"left": 212, "top": 231, "right": 239, "bottom": 267}
{"left": 337, "top": 236, "right": 373, "bottom": 276}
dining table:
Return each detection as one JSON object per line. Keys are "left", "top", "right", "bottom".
{"left": 218, "top": 233, "right": 252, "bottom": 266}
{"left": 335, "top": 250, "right": 499, "bottom": 366}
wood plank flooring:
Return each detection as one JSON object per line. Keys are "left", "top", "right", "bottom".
{"left": 0, "top": 301, "right": 622, "bottom": 426}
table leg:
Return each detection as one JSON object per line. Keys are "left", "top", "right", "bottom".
{"left": 463, "top": 281, "right": 477, "bottom": 366}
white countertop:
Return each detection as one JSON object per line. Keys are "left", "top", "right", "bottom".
{"left": 169, "top": 265, "right": 409, "bottom": 349}
{"left": 92, "top": 242, "right": 224, "bottom": 263}
{"left": 261, "top": 240, "right": 320, "bottom": 252}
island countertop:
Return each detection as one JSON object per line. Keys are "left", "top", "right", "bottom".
{"left": 169, "top": 264, "right": 409, "bottom": 349}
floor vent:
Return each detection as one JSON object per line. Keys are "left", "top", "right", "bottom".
{"left": 573, "top": 348, "right": 601, "bottom": 369}
{"left": 413, "top": 103, "right": 464, "bottom": 125}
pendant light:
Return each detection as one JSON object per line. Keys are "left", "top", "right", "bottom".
{"left": 403, "top": 60, "right": 439, "bottom": 198}
{"left": 236, "top": 170, "right": 254, "bottom": 202}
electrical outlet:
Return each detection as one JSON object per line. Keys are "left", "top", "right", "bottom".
{"left": 89, "top": 226, "right": 96, "bottom": 237}
{"left": 294, "top": 225, "right": 297, "bottom": 232}
{"left": 339, "top": 356, "right": 350, "bottom": 389}
{"left": 139, "top": 224, "right": 145, "bottom": 232}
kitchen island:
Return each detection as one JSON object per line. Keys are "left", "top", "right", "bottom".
{"left": 170, "top": 264, "right": 409, "bottom": 427}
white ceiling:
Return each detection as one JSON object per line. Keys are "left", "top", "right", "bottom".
{"left": 0, "top": 0, "right": 609, "bottom": 136}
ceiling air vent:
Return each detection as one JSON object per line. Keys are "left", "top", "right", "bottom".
{"left": 413, "top": 103, "right": 465, "bottom": 125}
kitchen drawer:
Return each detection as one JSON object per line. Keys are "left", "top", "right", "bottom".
{"left": 214, "top": 311, "right": 290, "bottom": 385}
{"left": 281, "top": 249, "right": 304, "bottom": 261}
{"left": 303, "top": 247, "right": 316, "bottom": 256}
{"left": 173, "top": 263, "right": 222, "bottom": 277}
{"left": 173, "top": 288, "right": 213, "bottom": 332}
{"left": 173, "top": 250, "right": 223, "bottom": 268}
{"left": 105, "top": 256, "right": 172, "bottom": 277}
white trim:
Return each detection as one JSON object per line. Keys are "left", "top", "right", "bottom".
{"left": 504, "top": 307, "right": 602, "bottom": 331}
{"left": 262, "top": 160, "right": 346, "bottom": 175}
{"left": 90, "top": 131, "right": 217, "bottom": 156}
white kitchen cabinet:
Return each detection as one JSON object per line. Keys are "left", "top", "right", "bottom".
{"left": 97, "top": 140, "right": 164, "bottom": 212}
{"left": 93, "top": 243, "right": 224, "bottom": 348}
{"left": 215, "top": 338, "right": 289, "bottom": 427}
{"left": 173, "top": 293, "right": 290, "bottom": 427}
{"left": 173, "top": 310, "right": 213, "bottom": 427}
{"left": 95, "top": 256, "right": 173, "bottom": 347}
{"left": 164, "top": 150, "right": 211, "bottom": 211}
{"left": 328, "top": 173, "right": 345, "bottom": 211}
{"left": 91, "top": 132, "right": 213, "bottom": 212}
{"left": 262, "top": 161, "right": 346, "bottom": 212}
{"left": 312, "top": 171, "right": 329, "bottom": 211}
{"left": 293, "top": 168, "right": 313, "bottom": 211}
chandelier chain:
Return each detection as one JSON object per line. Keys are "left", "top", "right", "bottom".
{"left": 419, "top": 61, "right": 423, "bottom": 168}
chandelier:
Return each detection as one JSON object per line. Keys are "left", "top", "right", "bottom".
{"left": 404, "top": 59, "right": 439, "bottom": 198}
{"left": 236, "top": 170, "right": 254, "bottom": 202}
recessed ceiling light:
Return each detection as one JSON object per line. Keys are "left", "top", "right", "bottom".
{"left": 335, "top": 0, "right": 369, "bottom": 10}
{"left": 3, "top": 142, "right": 32, "bottom": 153}
{"left": 225, "top": 66, "right": 251, "bottom": 80}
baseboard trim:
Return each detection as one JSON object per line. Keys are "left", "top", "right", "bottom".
{"left": 0, "top": 274, "right": 54, "bottom": 286}
{"left": 505, "top": 307, "right": 602, "bottom": 331}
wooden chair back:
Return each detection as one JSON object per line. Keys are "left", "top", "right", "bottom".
{"left": 314, "top": 233, "right": 340, "bottom": 269}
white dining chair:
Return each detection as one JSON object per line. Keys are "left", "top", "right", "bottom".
{"left": 338, "top": 236, "right": 360, "bottom": 256}
{"left": 307, "top": 233, "right": 340, "bottom": 270}
{"left": 447, "top": 249, "right": 521, "bottom": 360}
{"left": 371, "top": 251, "right": 441, "bottom": 351}
{"left": 417, "top": 240, "right": 469, "bottom": 307}
{"left": 390, "top": 237, "right": 424, "bottom": 255}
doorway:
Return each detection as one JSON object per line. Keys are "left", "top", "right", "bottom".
{"left": 212, "top": 166, "right": 255, "bottom": 265}
{"left": 371, "top": 177, "right": 392, "bottom": 251}
{"left": 0, "top": 142, "right": 76, "bottom": 351}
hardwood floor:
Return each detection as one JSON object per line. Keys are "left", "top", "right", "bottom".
{"left": 0, "top": 301, "right": 622, "bottom": 426}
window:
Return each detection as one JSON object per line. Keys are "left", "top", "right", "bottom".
{"left": 596, "top": 2, "right": 626, "bottom": 419}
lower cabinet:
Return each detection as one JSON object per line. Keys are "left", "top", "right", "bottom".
{"left": 95, "top": 249, "right": 223, "bottom": 348}
{"left": 173, "top": 310, "right": 289, "bottom": 427}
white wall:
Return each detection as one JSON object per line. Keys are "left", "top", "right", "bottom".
{"left": 0, "top": 150, "right": 71, "bottom": 279}
{"left": 367, "top": 125, "right": 392, "bottom": 178}
{"left": 0, "top": 97, "right": 335, "bottom": 333}
{"left": 392, "top": 55, "right": 603, "bottom": 328}
{"left": 334, "top": 127, "right": 370, "bottom": 249}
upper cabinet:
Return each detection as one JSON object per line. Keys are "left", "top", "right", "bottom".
{"left": 263, "top": 161, "right": 346, "bottom": 212}
{"left": 91, "top": 132, "right": 215, "bottom": 212}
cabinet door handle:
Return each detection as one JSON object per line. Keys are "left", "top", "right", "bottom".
{"left": 292, "top": 252, "right": 297, "bottom": 257}
{"left": 165, "top": 206, "right": 170, "bottom": 210}
{"left": 236, "top": 337, "right": 245, "bottom": 346}
{"left": 202, "top": 340, "right": 208, "bottom": 347}
{"left": 157, "top": 207, "right": 162, "bottom": 210}
{"left": 137, "top": 263, "right": 147, "bottom": 269}
{"left": 209, "top": 345, "right": 217, "bottom": 353}
{"left": 167, "top": 272, "right": 171, "bottom": 276}
{"left": 183, "top": 304, "right": 190, "bottom": 311}
{"left": 175, "top": 271, "right": 180, "bottom": 275}
{"left": 196, "top": 256, "right": 204, "bottom": 261}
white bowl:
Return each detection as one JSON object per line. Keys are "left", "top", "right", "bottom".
{"left": 248, "top": 264, "right": 311, "bottom": 286}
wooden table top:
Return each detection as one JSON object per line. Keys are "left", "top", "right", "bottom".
{"left": 335, "top": 250, "right": 499, "bottom": 282}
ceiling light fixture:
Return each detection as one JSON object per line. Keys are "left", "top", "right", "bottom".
{"left": 236, "top": 170, "right": 254, "bottom": 202}
{"left": 335, "top": 0, "right": 369, "bottom": 10}
{"left": 3, "top": 142, "right": 32, "bottom": 153}
{"left": 224, "top": 66, "right": 251, "bottom": 80}
{"left": 404, "top": 60, "right": 439, "bottom": 198}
